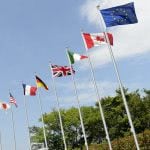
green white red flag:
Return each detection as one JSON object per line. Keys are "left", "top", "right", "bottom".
{"left": 67, "top": 50, "right": 88, "bottom": 64}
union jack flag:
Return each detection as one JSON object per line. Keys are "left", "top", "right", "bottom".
{"left": 9, "top": 93, "right": 18, "bottom": 107}
{"left": 51, "top": 64, "right": 75, "bottom": 77}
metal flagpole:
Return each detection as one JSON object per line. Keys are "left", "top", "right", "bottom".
{"left": 23, "top": 96, "right": 32, "bottom": 150}
{"left": 81, "top": 33, "right": 112, "bottom": 150}
{"left": 36, "top": 90, "right": 48, "bottom": 150}
{"left": 97, "top": 5, "right": 140, "bottom": 150}
{"left": 10, "top": 106, "right": 17, "bottom": 150}
{"left": 0, "top": 131, "right": 2, "bottom": 150}
{"left": 50, "top": 63, "right": 67, "bottom": 150}
{"left": 66, "top": 49, "right": 89, "bottom": 150}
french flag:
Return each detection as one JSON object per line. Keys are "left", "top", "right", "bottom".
{"left": 22, "top": 84, "right": 37, "bottom": 96}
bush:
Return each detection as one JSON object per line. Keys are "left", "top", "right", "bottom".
{"left": 82, "top": 130, "right": 150, "bottom": 150}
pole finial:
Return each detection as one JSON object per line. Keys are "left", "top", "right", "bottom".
{"left": 97, "top": 5, "right": 100, "bottom": 10}
{"left": 80, "top": 28, "right": 84, "bottom": 32}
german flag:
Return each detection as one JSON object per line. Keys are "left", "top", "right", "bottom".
{"left": 35, "top": 75, "right": 48, "bottom": 90}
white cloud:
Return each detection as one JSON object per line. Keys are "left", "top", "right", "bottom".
{"left": 56, "top": 78, "right": 118, "bottom": 108}
{"left": 80, "top": 0, "right": 150, "bottom": 68}
{"left": 58, "top": 78, "right": 146, "bottom": 106}
{"left": 50, "top": 76, "right": 146, "bottom": 108}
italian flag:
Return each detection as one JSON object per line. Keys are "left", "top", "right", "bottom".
{"left": 67, "top": 50, "right": 88, "bottom": 64}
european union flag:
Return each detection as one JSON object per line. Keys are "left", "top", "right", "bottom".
{"left": 100, "top": 2, "right": 138, "bottom": 27}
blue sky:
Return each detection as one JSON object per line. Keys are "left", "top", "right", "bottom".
{"left": 0, "top": 0, "right": 150, "bottom": 149}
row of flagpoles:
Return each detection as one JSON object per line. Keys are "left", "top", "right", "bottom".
{"left": 0, "top": 2, "right": 140, "bottom": 150}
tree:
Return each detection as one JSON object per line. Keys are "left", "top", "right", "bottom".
{"left": 30, "top": 88, "right": 150, "bottom": 149}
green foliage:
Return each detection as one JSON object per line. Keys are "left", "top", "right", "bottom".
{"left": 83, "top": 130, "right": 150, "bottom": 150}
{"left": 30, "top": 88, "right": 150, "bottom": 149}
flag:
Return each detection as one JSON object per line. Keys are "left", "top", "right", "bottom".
{"left": 82, "top": 32, "right": 113, "bottom": 49}
{"left": 0, "top": 102, "right": 11, "bottom": 110}
{"left": 51, "top": 64, "right": 75, "bottom": 77}
{"left": 100, "top": 2, "right": 138, "bottom": 27}
{"left": 67, "top": 50, "right": 88, "bottom": 64}
{"left": 22, "top": 84, "right": 37, "bottom": 96}
{"left": 9, "top": 93, "right": 18, "bottom": 107}
{"left": 35, "top": 75, "right": 48, "bottom": 90}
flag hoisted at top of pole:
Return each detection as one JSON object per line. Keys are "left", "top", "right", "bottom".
{"left": 51, "top": 64, "right": 75, "bottom": 77}
{"left": 81, "top": 31, "right": 113, "bottom": 150}
{"left": 22, "top": 84, "right": 37, "bottom": 96}
{"left": 0, "top": 101, "right": 11, "bottom": 110}
{"left": 97, "top": 2, "right": 140, "bottom": 150}
{"left": 35, "top": 75, "right": 49, "bottom": 90}
{"left": 9, "top": 92, "right": 17, "bottom": 150}
{"left": 100, "top": 2, "right": 138, "bottom": 27}
{"left": 66, "top": 48, "right": 89, "bottom": 150}
{"left": 34, "top": 75, "right": 49, "bottom": 149}
{"left": 49, "top": 62, "right": 68, "bottom": 150}
{"left": 82, "top": 32, "right": 113, "bottom": 49}
{"left": 9, "top": 93, "right": 18, "bottom": 107}
{"left": 67, "top": 50, "right": 88, "bottom": 64}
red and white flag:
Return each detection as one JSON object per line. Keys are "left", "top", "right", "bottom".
{"left": 0, "top": 102, "right": 11, "bottom": 110}
{"left": 22, "top": 84, "right": 37, "bottom": 96}
{"left": 82, "top": 32, "right": 113, "bottom": 49}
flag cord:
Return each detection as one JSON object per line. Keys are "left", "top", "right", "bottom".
{"left": 10, "top": 106, "right": 17, "bottom": 150}
{"left": 23, "top": 96, "right": 32, "bottom": 150}
{"left": 81, "top": 32, "right": 112, "bottom": 150}
{"left": 97, "top": 5, "right": 140, "bottom": 150}
{"left": 50, "top": 70, "right": 67, "bottom": 150}
{"left": 66, "top": 49, "right": 89, "bottom": 150}
{"left": 37, "top": 91, "right": 48, "bottom": 149}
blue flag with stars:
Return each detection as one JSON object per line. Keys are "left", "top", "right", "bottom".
{"left": 100, "top": 2, "right": 138, "bottom": 27}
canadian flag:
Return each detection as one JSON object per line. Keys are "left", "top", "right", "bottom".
{"left": 82, "top": 32, "right": 113, "bottom": 49}
{"left": 0, "top": 102, "right": 11, "bottom": 110}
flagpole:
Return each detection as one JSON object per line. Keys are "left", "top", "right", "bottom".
{"left": 97, "top": 5, "right": 140, "bottom": 150}
{"left": 36, "top": 90, "right": 48, "bottom": 150}
{"left": 0, "top": 131, "right": 2, "bottom": 150}
{"left": 23, "top": 96, "right": 32, "bottom": 150}
{"left": 50, "top": 63, "right": 67, "bottom": 150}
{"left": 81, "top": 33, "right": 112, "bottom": 150}
{"left": 10, "top": 106, "right": 17, "bottom": 150}
{"left": 66, "top": 49, "right": 89, "bottom": 150}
